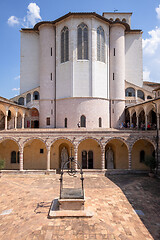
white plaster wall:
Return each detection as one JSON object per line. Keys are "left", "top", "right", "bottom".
{"left": 56, "top": 98, "right": 109, "bottom": 128}
{"left": 91, "top": 18, "right": 109, "bottom": 99}
{"left": 110, "top": 24, "right": 125, "bottom": 100}
{"left": 110, "top": 24, "right": 125, "bottom": 128}
{"left": 39, "top": 24, "right": 55, "bottom": 128}
{"left": 73, "top": 17, "right": 91, "bottom": 97}
{"left": 56, "top": 18, "right": 73, "bottom": 99}
{"left": 56, "top": 17, "right": 109, "bottom": 99}
{"left": 20, "top": 32, "right": 40, "bottom": 94}
{"left": 125, "top": 33, "right": 143, "bottom": 87}
{"left": 111, "top": 101, "right": 125, "bottom": 128}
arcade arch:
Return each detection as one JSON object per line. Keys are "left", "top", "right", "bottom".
{"left": 78, "top": 138, "right": 101, "bottom": 169}
{"left": 23, "top": 139, "right": 47, "bottom": 170}
{"left": 131, "top": 139, "right": 155, "bottom": 170}
{"left": 0, "top": 139, "right": 19, "bottom": 170}
{"left": 50, "top": 139, "right": 74, "bottom": 170}
{"left": 105, "top": 138, "right": 128, "bottom": 169}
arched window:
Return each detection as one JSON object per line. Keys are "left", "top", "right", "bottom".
{"left": 18, "top": 97, "right": 24, "bottom": 105}
{"left": 99, "top": 117, "right": 102, "bottom": 127}
{"left": 97, "top": 26, "right": 105, "bottom": 62}
{"left": 125, "top": 88, "right": 135, "bottom": 97}
{"left": 122, "top": 18, "right": 126, "bottom": 22}
{"left": 80, "top": 115, "right": 86, "bottom": 127}
{"left": 26, "top": 93, "right": 31, "bottom": 103}
{"left": 140, "top": 150, "right": 145, "bottom": 162}
{"left": 77, "top": 23, "right": 88, "bottom": 60}
{"left": 147, "top": 95, "right": 152, "bottom": 99}
{"left": 61, "top": 26, "right": 69, "bottom": 63}
{"left": 64, "top": 118, "right": 67, "bottom": 128}
{"left": 11, "top": 151, "right": 16, "bottom": 163}
{"left": 33, "top": 91, "right": 39, "bottom": 100}
{"left": 115, "top": 18, "right": 120, "bottom": 22}
{"left": 109, "top": 18, "right": 113, "bottom": 21}
{"left": 137, "top": 90, "right": 145, "bottom": 100}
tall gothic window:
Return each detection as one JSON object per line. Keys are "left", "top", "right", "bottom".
{"left": 61, "top": 26, "right": 69, "bottom": 63}
{"left": 97, "top": 26, "right": 105, "bottom": 62}
{"left": 77, "top": 23, "right": 88, "bottom": 60}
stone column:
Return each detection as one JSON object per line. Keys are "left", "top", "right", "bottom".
{"left": 24, "top": 97, "right": 26, "bottom": 106}
{"left": 101, "top": 148, "right": 105, "bottom": 170}
{"left": 145, "top": 115, "right": 148, "bottom": 130}
{"left": 74, "top": 147, "right": 78, "bottom": 170}
{"left": 128, "top": 150, "right": 132, "bottom": 170}
{"left": 136, "top": 116, "right": 139, "bottom": 129}
{"left": 22, "top": 114, "right": 25, "bottom": 129}
{"left": 14, "top": 112, "right": 18, "bottom": 129}
{"left": 130, "top": 114, "right": 132, "bottom": 128}
{"left": 5, "top": 114, "right": 8, "bottom": 130}
{"left": 20, "top": 148, "right": 24, "bottom": 171}
{"left": 47, "top": 147, "right": 51, "bottom": 171}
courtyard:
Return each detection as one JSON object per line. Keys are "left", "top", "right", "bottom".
{"left": 0, "top": 173, "right": 159, "bottom": 240}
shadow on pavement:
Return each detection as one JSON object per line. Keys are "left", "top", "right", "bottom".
{"left": 107, "top": 174, "right": 160, "bottom": 240}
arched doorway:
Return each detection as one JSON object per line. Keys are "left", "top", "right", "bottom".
{"left": 139, "top": 109, "right": 145, "bottom": 128}
{"left": 131, "top": 139, "right": 155, "bottom": 170}
{"left": 105, "top": 139, "right": 128, "bottom": 169}
{"left": 132, "top": 112, "right": 136, "bottom": 127}
{"left": 148, "top": 110, "right": 157, "bottom": 129}
{"left": 0, "top": 139, "right": 19, "bottom": 170}
{"left": 50, "top": 139, "right": 74, "bottom": 171}
{"left": 78, "top": 138, "right": 101, "bottom": 169}
{"left": 29, "top": 108, "right": 39, "bottom": 128}
{"left": 24, "top": 139, "right": 47, "bottom": 170}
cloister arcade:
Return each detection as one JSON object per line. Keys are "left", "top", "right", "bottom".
{"left": 0, "top": 99, "right": 39, "bottom": 130}
{"left": 126, "top": 100, "right": 160, "bottom": 129}
{"left": 0, "top": 136, "right": 156, "bottom": 172}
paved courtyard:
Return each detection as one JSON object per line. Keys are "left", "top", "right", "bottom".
{"left": 0, "top": 173, "right": 159, "bottom": 240}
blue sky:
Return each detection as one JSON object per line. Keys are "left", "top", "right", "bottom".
{"left": 0, "top": 0, "right": 160, "bottom": 99}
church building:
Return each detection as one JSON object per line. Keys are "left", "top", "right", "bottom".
{"left": 0, "top": 12, "right": 159, "bottom": 173}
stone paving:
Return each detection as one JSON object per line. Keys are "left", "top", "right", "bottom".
{"left": 0, "top": 173, "right": 159, "bottom": 240}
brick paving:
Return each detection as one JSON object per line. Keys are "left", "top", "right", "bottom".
{"left": 0, "top": 173, "right": 159, "bottom": 240}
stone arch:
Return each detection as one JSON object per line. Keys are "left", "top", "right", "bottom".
{"left": 50, "top": 137, "right": 75, "bottom": 149}
{"left": 0, "top": 104, "right": 7, "bottom": 115}
{"left": 50, "top": 138, "right": 75, "bottom": 170}
{"left": 131, "top": 138, "right": 156, "bottom": 170}
{"left": 23, "top": 138, "right": 47, "bottom": 170}
{"left": 23, "top": 137, "right": 48, "bottom": 148}
{"left": 115, "top": 18, "right": 120, "bottom": 22}
{"left": 146, "top": 104, "right": 154, "bottom": 115}
{"left": 18, "top": 97, "right": 24, "bottom": 105}
{"left": 125, "top": 87, "right": 135, "bottom": 97}
{"left": 136, "top": 106, "right": 145, "bottom": 116}
{"left": 77, "top": 137, "right": 103, "bottom": 150}
{"left": 0, "top": 137, "right": 21, "bottom": 149}
{"left": 131, "top": 138, "right": 156, "bottom": 151}
{"left": 137, "top": 90, "right": 145, "bottom": 100}
{"left": 78, "top": 138, "right": 102, "bottom": 169}
{"left": 8, "top": 106, "right": 17, "bottom": 117}
{"left": 33, "top": 91, "right": 40, "bottom": 100}
{"left": 104, "top": 137, "right": 129, "bottom": 151}
{"left": 104, "top": 137, "right": 129, "bottom": 169}
{"left": 29, "top": 108, "right": 39, "bottom": 128}
{"left": 122, "top": 18, "right": 126, "bottom": 22}
{"left": 0, "top": 138, "right": 20, "bottom": 170}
